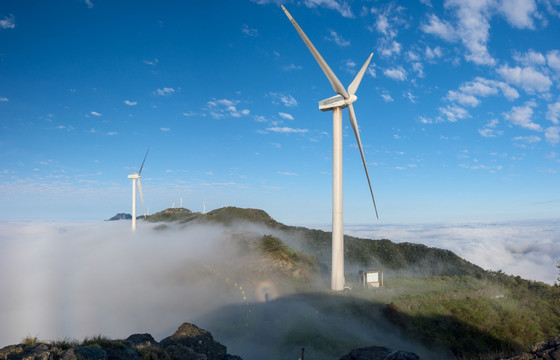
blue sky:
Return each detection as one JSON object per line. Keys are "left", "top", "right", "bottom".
{"left": 1, "top": 0, "right": 559, "bottom": 225}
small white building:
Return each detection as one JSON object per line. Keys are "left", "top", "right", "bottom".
{"left": 359, "top": 270, "right": 383, "bottom": 288}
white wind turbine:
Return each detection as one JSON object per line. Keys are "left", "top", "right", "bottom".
{"left": 281, "top": 5, "right": 378, "bottom": 291}
{"left": 128, "top": 147, "right": 149, "bottom": 232}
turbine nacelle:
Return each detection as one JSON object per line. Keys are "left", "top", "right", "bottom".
{"left": 319, "top": 94, "right": 357, "bottom": 112}
{"left": 128, "top": 174, "right": 140, "bottom": 179}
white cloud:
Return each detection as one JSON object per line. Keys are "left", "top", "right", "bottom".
{"left": 0, "top": 97, "right": 8, "bottom": 102}
{"left": 155, "top": 87, "right": 175, "bottom": 96}
{"left": 207, "top": 99, "right": 250, "bottom": 119}
{"left": 503, "top": 102, "right": 542, "bottom": 131}
{"left": 343, "top": 59, "right": 356, "bottom": 73}
{"left": 405, "top": 91, "right": 416, "bottom": 103}
{"left": 302, "top": 0, "right": 354, "bottom": 18}
{"left": 421, "top": 14, "right": 457, "bottom": 42}
{"left": 478, "top": 118, "right": 503, "bottom": 137}
{"left": 446, "top": 91, "right": 480, "bottom": 107}
{"left": 266, "top": 127, "right": 308, "bottom": 134}
{"left": 547, "top": 50, "right": 560, "bottom": 72}
{"left": 144, "top": 58, "right": 159, "bottom": 66}
{"left": 378, "top": 40, "right": 402, "bottom": 57}
{"left": 547, "top": 102, "right": 560, "bottom": 124}
{"left": 425, "top": 46, "right": 443, "bottom": 60}
{"left": 90, "top": 111, "right": 102, "bottom": 116}
{"left": 381, "top": 93, "right": 394, "bottom": 102}
{"left": 107, "top": 131, "right": 118, "bottom": 136}
{"left": 282, "top": 64, "right": 303, "bottom": 71}
{"left": 497, "top": 65, "right": 552, "bottom": 93}
{"left": 85, "top": 0, "right": 94, "bottom": 9}
{"left": 241, "top": 24, "right": 259, "bottom": 37}
{"left": 497, "top": 0, "right": 537, "bottom": 29}
{"left": 269, "top": 92, "right": 298, "bottom": 107}
{"left": 439, "top": 104, "right": 469, "bottom": 122}
{"left": 545, "top": 126, "right": 560, "bottom": 145}
{"left": 513, "top": 49, "right": 546, "bottom": 66}
{"left": 445, "top": 77, "right": 519, "bottom": 107}
{"left": 124, "top": 100, "right": 137, "bottom": 106}
{"left": 383, "top": 66, "right": 407, "bottom": 81}
{"left": 160, "top": 128, "right": 170, "bottom": 132}
{"left": 277, "top": 171, "right": 298, "bottom": 176}
{"left": 278, "top": 112, "right": 294, "bottom": 120}
{"left": 411, "top": 62, "right": 424, "bottom": 77}
{"left": 512, "top": 135, "right": 541, "bottom": 144}
{"left": 366, "top": 64, "right": 376, "bottom": 77}
{"left": 326, "top": 30, "right": 350, "bottom": 47}
{"left": 0, "top": 14, "right": 15, "bottom": 29}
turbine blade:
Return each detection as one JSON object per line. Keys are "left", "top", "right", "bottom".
{"left": 138, "top": 178, "right": 146, "bottom": 218}
{"left": 348, "top": 104, "right": 379, "bottom": 219}
{"left": 348, "top": 53, "right": 373, "bottom": 96}
{"left": 281, "top": 5, "right": 349, "bottom": 99}
{"left": 138, "top": 146, "right": 150, "bottom": 175}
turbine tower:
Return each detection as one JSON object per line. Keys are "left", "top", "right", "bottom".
{"left": 281, "top": 5, "right": 378, "bottom": 291}
{"left": 128, "top": 147, "right": 149, "bottom": 232}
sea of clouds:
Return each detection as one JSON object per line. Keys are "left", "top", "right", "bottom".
{"left": 1, "top": 218, "right": 559, "bottom": 352}
{"left": 345, "top": 218, "right": 560, "bottom": 285}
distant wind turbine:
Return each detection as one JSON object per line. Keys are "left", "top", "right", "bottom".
{"left": 281, "top": 5, "right": 378, "bottom": 291}
{"left": 128, "top": 147, "right": 149, "bottom": 232}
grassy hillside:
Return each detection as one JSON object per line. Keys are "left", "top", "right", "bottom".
{"left": 147, "top": 206, "right": 560, "bottom": 359}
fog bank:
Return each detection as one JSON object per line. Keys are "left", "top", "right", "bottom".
{"left": 344, "top": 218, "right": 560, "bottom": 284}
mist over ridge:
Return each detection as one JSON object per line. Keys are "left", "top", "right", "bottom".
{"left": 1, "top": 207, "right": 559, "bottom": 359}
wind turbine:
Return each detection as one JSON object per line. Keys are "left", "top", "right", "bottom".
{"left": 281, "top": 5, "right": 378, "bottom": 291}
{"left": 128, "top": 147, "right": 149, "bottom": 232}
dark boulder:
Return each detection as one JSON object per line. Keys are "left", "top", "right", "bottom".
{"left": 160, "top": 323, "right": 227, "bottom": 360}
{"left": 339, "top": 346, "right": 420, "bottom": 360}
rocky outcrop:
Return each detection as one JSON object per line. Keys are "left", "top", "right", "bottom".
{"left": 0, "top": 323, "right": 241, "bottom": 360}
{"left": 338, "top": 346, "right": 420, "bottom": 360}
{"left": 107, "top": 213, "right": 132, "bottom": 221}
{"left": 498, "top": 335, "right": 560, "bottom": 359}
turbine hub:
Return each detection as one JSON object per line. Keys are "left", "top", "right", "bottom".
{"left": 345, "top": 94, "right": 357, "bottom": 105}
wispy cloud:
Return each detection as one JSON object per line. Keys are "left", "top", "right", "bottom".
{"left": 0, "top": 97, "right": 8, "bottom": 102}
{"left": 241, "top": 24, "right": 259, "bottom": 37}
{"left": 383, "top": 66, "right": 407, "bottom": 81}
{"left": 124, "top": 100, "right": 137, "bottom": 106}
{"left": 381, "top": 93, "right": 394, "bottom": 102}
{"left": 421, "top": 14, "right": 457, "bottom": 42}
{"left": 0, "top": 14, "right": 15, "bottom": 29}
{"left": 302, "top": 0, "right": 354, "bottom": 18}
{"left": 445, "top": 77, "right": 519, "bottom": 107}
{"left": 266, "top": 127, "right": 308, "bottom": 134}
{"left": 326, "top": 30, "right": 350, "bottom": 47}
{"left": 90, "top": 111, "right": 102, "bottom": 117}
{"left": 160, "top": 127, "right": 170, "bottom": 132}
{"left": 497, "top": 65, "right": 552, "bottom": 93}
{"left": 439, "top": 104, "right": 469, "bottom": 122}
{"left": 278, "top": 112, "right": 294, "bottom": 120}
{"left": 282, "top": 64, "right": 303, "bottom": 71}
{"left": 547, "top": 102, "right": 560, "bottom": 124}
{"left": 277, "top": 171, "right": 298, "bottom": 176}
{"left": 503, "top": 102, "right": 541, "bottom": 131}
{"left": 512, "top": 135, "right": 541, "bottom": 144}
{"left": 478, "top": 118, "right": 502, "bottom": 138}
{"left": 155, "top": 87, "right": 175, "bottom": 96}
{"left": 207, "top": 99, "right": 250, "bottom": 119}
{"left": 84, "top": 0, "right": 94, "bottom": 9}
{"left": 545, "top": 126, "right": 560, "bottom": 145}
{"left": 144, "top": 58, "right": 159, "bottom": 66}
{"left": 268, "top": 92, "right": 298, "bottom": 107}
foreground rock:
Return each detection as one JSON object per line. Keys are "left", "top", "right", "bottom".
{"left": 338, "top": 346, "right": 420, "bottom": 360}
{"left": 0, "top": 323, "right": 241, "bottom": 360}
{"left": 498, "top": 334, "right": 560, "bottom": 359}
